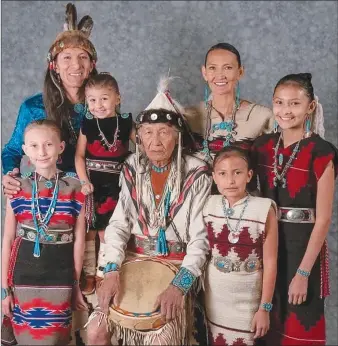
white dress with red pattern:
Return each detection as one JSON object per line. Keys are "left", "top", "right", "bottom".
{"left": 203, "top": 195, "right": 274, "bottom": 346}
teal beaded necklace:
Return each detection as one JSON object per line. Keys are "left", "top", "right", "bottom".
{"left": 202, "top": 99, "right": 240, "bottom": 160}
{"left": 31, "top": 172, "right": 59, "bottom": 257}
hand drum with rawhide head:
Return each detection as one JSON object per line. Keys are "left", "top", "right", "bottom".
{"left": 109, "top": 257, "right": 178, "bottom": 331}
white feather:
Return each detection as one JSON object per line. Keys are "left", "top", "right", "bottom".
{"left": 157, "top": 75, "right": 180, "bottom": 93}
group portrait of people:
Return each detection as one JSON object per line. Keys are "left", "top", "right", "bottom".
{"left": 1, "top": 2, "right": 337, "bottom": 346}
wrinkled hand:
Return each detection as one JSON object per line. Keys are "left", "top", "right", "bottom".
{"left": 81, "top": 182, "right": 94, "bottom": 195}
{"left": 97, "top": 272, "right": 120, "bottom": 314}
{"left": 2, "top": 168, "right": 21, "bottom": 198}
{"left": 2, "top": 294, "right": 14, "bottom": 318}
{"left": 72, "top": 285, "right": 88, "bottom": 311}
{"left": 288, "top": 275, "right": 308, "bottom": 305}
{"left": 154, "top": 284, "right": 184, "bottom": 322}
{"left": 251, "top": 310, "right": 270, "bottom": 339}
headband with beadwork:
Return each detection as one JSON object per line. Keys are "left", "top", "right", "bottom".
{"left": 47, "top": 3, "right": 97, "bottom": 64}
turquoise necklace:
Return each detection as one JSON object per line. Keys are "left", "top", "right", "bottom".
{"left": 222, "top": 195, "right": 249, "bottom": 244}
{"left": 202, "top": 99, "right": 240, "bottom": 160}
{"left": 31, "top": 172, "right": 59, "bottom": 257}
{"left": 156, "top": 190, "right": 171, "bottom": 256}
{"left": 151, "top": 162, "right": 170, "bottom": 173}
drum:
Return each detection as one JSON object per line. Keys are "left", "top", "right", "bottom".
{"left": 108, "top": 257, "right": 178, "bottom": 331}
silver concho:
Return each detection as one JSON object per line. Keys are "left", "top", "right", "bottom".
{"left": 228, "top": 232, "right": 239, "bottom": 244}
{"left": 18, "top": 229, "right": 25, "bottom": 237}
{"left": 150, "top": 113, "right": 158, "bottom": 121}
{"left": 286, "top": 209, "right": 305, "bottom": 222}
{"left": 214, "top": 257, "right": 232, "bottom": 273}
{"left": 61, "top": 234, "right": 69, "bottom": 242}
{"left": 27, "top": 231, "right": 36, "bottom": 241}
{"left": 244, "top": 258, "right": 260, "bottom": 272}
{"left": 69, "top": 234, "right": 74, "bottom": 242}
{"left": 166, "top": 113, "right": 172, "bottom": 120}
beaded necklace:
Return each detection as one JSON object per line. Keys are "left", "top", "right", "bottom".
{"left": 222, "top": 195, "right": 249, "bottom": 244}
{"left": 202, "top": 99, "right": 240, "bottom": 160}
{"left": 151, "top": 162, "right": 170, "bottom": 173}
{"left": 273, "top": 133, "right": 301, "bottom": 188}
{"left": 31, "top": 172, "right": 59, "bottom": 257}
{"left": 96, "top": 116, "right": 120, "bottom": 152}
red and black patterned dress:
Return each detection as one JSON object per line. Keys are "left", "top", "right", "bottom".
{"left": 82, "top": 113, "right": 133, "bottom": 230}
{"left": 2, "top": 171, "right": 85, "bottom": 346}
{"left": 252, "top": 133, "right": 338, "bottom": 345}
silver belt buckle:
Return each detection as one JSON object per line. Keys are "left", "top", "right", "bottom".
{"left": 286, "top": 209, "right": 305, "bottom": 222}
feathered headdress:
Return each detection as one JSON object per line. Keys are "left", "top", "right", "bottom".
{"left": 135, "top": 74, "right": 198, "bottom": 202}
{"left": 47, "top": 3, "right": 97, "bottom": 63}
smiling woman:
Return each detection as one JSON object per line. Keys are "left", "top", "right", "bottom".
{"left": 184, "top": 42, "right": 274, "bottom": 168}
{"left": 1, "top": 2, "right": 98, "bottom": 197}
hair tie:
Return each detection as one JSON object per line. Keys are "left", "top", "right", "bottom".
{"left": 313, "top": 95, "right": 325, "bottom": 138}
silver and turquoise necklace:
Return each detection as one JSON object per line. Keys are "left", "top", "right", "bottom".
{"left": 96, "top": 116, "right": 119, "bottom": 152}
{"left": 31, "top": 172, "right": 59, "bottom": 257}
{"left": 273, "top": 133, "right": 301, "bottom": 188}
{"left": 202, "top": 99, "right": 240, "bottom": 160}
{"left": 222, "top": 195, "right": 249, "bottom": 244}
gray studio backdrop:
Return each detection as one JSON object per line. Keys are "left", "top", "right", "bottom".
{"left": 1, "top": 1, "right": 337, "bottom": 343}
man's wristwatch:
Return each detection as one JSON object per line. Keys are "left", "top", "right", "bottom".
{"left": 1, "top": 287, "right": 12, "bottom": 300}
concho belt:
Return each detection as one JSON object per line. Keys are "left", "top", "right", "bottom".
{"left": 17, "top": 225, "right": 73, "bottom": 244}
{"left": 129, "top": 234, "right": 187, "bottom": 257}
{"left": 213, "top": 255, "right": 262, "bottom": 273}
{"left": 278, "top": 207, "right": 315, "bottom": 223}
{"left": 86, "top": 158, "right": 123, "bottom": 174}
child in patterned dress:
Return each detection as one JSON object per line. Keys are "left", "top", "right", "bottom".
{"left": 75, "top": 73, "right": 135, "bottom": 295}
{"left": 1, "top": 120, "right": 87, "bottom": 346}
{"left": 203, "top": 146, "right": 278, "bottom": 345}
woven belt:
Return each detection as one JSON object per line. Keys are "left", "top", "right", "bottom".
{"left": 278, "top": 207, "right": 315, "bottom": 223}
{"left": 128, "top": 235, "right": 187, "bottom": 260}
{"left": 17, "top": 226, "right": 73, "bottom": 244}
{"left": 86, "top": 158, "right": 122, "bottom": 174}
{"left": 213, "top": 256, "right": 262, "bottom": 273}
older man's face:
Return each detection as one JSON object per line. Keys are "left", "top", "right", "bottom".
{"left": 138, "top": 123, "right": 178, "bottom": 164}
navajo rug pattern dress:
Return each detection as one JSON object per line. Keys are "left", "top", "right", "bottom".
{"left": 3, "top": 171, "right": 84, "bottom": 345}
{"left": 203, "top": 195, "right": 275, "bottom": 346}
{"left": 252, "top": 133, "right": 338, "bottom": 345}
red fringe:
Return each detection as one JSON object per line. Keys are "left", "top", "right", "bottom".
{"left": 319, "top": 239, "right": 330, "bottom": 298}
{"left": 8, "top": 237, "right": 23, "bottom": 286}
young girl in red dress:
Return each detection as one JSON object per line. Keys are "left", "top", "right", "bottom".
{"left": 252, "top": 73, "right": 338, "bottom": 345}
{"left": 75, "top": 73, "right": 135, "bottom": 295}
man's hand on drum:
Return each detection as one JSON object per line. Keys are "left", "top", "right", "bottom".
{"left": 97, "top": 271, "right": 120, "bottom": 314}
{"left": 154, "top": 284, "right": 184, "bottom": 322}
{"left": 2, "top": 168, "right": 21, "bottom": 198}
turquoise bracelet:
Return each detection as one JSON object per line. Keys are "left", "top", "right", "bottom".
{"left": 103, "top": 262, "right": 119, "bottom": 274}
{"left": 171, "top": 267, "right": 196, "bottom": 295}
{"left": 297, "top": 268, "right": 310, "bottom": 277}
{"left": 260, "top": 302, "right": 273, "bottom": 312}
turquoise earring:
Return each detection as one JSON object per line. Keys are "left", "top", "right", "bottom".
{"left": 305, "top": 117, "right": 311, "bottom": 138}
{"left": 204, "top": 83, "right": 210, "bottom": 109}
{"left": 235, "top": 82, "right": 240, "bottom": 108}
{"left": 273, "top": 120, "right": 279, "bottom": 134}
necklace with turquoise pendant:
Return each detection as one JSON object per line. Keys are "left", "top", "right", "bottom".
{"left": 278, "top": 153, "right": 283, "bottom": 166}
